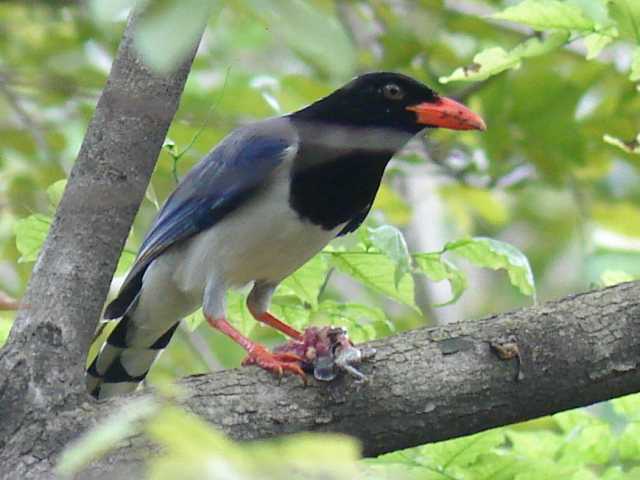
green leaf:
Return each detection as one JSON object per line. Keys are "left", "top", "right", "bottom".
{"left": 184, "top": 309, "right": 205, "bottom": 331}
{"left": 592, "top": 201, "right": 640, "bottom": 237}
{"left": 367, "top": 225, "right": 412, "bottom": 288}
{"left": 225, "top": 290, "right": 254, "bottom": 336}
{"left": 246, "top": 432, "right": 361, "bottom": 479}
{"left": 440, "top": 185, "right": 509, "bottom": 228}
{"left": 413, "top": 253, "right": 467, "bottom": 306}
{"left": 612, "top": 392, "right": 640, "bottom": 419}
{"left": 114, "top": 249, "right": 136, "bottom": 276}
{"left": 630, "top": 46, "right": 640, "bottom": 82}
{"left": 445, "top": 237, "right": 536, "bottom": 298}
{"left": 240, "top": 0, "right": 355, "bottom": 78}
{"left": 440, "top": 47, "right": 521, "bottom": 83}
{"left": 146, "top": 406, "right": 236, "bottom": 459}
{"left": 134, "top": 0, "right": 215, "bottom": 74}
{"left": 372, "top": 182, "right": 412, "bottom": 226}
{"left": 0, "top": 317, "right": 11, "bottom": 348}
{"left": 270, "top": 295, "right": 311, "bottom": 332}
{"left": 608, "top": 0, "right": 640, "bottom": 41}
{"left": 279, "top": 254, "right": 329, "bottom": 308}
{"left": 14, "top": 214, "right": 51, "bottom": 263}
{"left": 583, "top": 32, "right": 615, "bottom": 59}
{"left": 57, "top": 397, "right": 159, "bottom": 478}
{"left": 316, "top": 300, "right": 393, "bottom": 342}
{"left": 600, "top": 269, "right": 635, "bottom": 286}
{"left": 89, "top": 0, "right": 136, "bottom": 21}
{"left": 326, "top": 251, "right": 417, "bottom": 309}
{"left": 511, "top": 30, "right": 570, "bottom": 58}
{"left": 46, "top": 179, "right": 66, "bottom": 207}
{"left": 410, "top": 429, "right": 506, "bottom": 472}
{"left": 491, "top": 0, "right": 595, "bottom": 31}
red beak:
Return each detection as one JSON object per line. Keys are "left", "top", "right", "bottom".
{"left": 407, "top": 96, "right": 486, "bottom": 131}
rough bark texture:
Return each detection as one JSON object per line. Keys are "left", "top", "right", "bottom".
{"left": 28, "top": 281, "right": 640, "bottom": 478}
{"left": 0, "top": 11, "right": 204, "bottom": 479}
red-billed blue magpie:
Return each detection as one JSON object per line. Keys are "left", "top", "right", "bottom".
{"left": 87, "top": 72, "right": 485, "bottom": 399}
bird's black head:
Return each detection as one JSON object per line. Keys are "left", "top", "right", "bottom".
{"left": 291, "top": 72, "right": 485, "bottom": 136}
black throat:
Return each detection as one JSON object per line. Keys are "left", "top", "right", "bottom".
{"left": 288, "top": 117, "right": 413, "bottom": 231}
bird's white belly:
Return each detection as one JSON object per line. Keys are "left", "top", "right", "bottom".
{"left": 171, "top": 175, "right": 342, "bottom": 294}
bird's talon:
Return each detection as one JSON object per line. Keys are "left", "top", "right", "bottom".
{"left": 242, "top": 345, "right": 307, "bottom": 382}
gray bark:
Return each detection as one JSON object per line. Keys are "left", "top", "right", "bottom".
{"left": 0, "top": 10, "right": 204, "bottom": 479}
{"left": 8, "top": 281, "right": 640, "bottom": 478}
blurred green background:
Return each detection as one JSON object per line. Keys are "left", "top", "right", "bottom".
{"left": 2, "top": 1, "right": 640, "bottom": 478}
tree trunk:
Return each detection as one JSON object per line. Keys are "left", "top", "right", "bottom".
{"left": 0, "top": 10, "right": 204, "bottom": 479}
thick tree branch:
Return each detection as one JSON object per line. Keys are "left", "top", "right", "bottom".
{"left": 0, "top": 9, "right": 206, "bottom": 479}
{"left": 57, "top": 281, "right": 640, "bottom": 477}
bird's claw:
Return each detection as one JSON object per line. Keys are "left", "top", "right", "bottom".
{"left": 242, "top": 345, "right": 307, "bottom": 382}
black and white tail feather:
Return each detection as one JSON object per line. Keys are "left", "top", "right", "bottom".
{"left": 86, "top": 309, "right": 179, "bottom": 399}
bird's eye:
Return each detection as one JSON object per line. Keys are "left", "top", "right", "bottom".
{"left": 383, "top": 83, "right": 404, "bottom": 100}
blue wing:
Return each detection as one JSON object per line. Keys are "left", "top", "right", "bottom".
{"left": 105, "top": 123, "right": 293, "bottom": 318}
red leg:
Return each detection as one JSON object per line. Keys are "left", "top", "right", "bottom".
{"left": 206, "top": 315, "right": 306, "bottom": 379}
{"left": 253, "top": 311, "right": 303, "bottom": 340}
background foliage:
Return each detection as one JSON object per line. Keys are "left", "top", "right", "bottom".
{"left": 1, "top": 0, "right": 639, "bottom": 478}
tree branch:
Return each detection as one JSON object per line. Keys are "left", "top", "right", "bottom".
{"left": 55, "top": 281, "right": 640, "bottom": 478}
{"left": 0, "top": 9, "right": 206, "bottom": 478}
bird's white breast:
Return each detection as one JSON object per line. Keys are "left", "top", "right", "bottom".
{"left": 169, "top": 148, "right": 343, "bottom": 296}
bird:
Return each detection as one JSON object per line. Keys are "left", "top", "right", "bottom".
{"left": 86, "top": 72, "right": 486, "bottom": 399}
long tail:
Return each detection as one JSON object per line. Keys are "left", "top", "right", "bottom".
{"left": 86, "top": 313, "right": 179, "bottom": 399}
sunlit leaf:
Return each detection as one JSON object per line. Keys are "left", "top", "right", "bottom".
{"left": 184, "top": 309, "right": 205, "bottom": 331}
{"left": 491, "top": 0, "right": 595, "bottom": 31}
{"left": 14, "top": 214, "right": 51, "bottom": 263}
{"left": 134, "top": 0, "right": 215, "bottom": 73}
{"left": 511, "top": 31, "right": 570, "bottom": 58}
{"left": 240, "top": 0, "right": 355, "bottom": 78}
{"left": 270, "top": 295, "right": 311, "bottom": 333}
{"left": 0, "top": 317, "right": 11, "bottom": 347}
{"left": 583, "top": 32, "right": 615, "bottom": 59}
{"left": 600, "top": 270, "right": 635, "bottom": 286}
{"left": 608, "top": 0, "right": 640, "bottom": 42}
{"left": 630, "top": 46, "right": 640, "bottom": 82}
{"left": 440, "top": 47, "right": 521, "bottom": 83}
{"left": 367, "top": 225, "right": 412, "bottom": 287}
{"left": 57, "top": 397, "right": 159, "bottom": 478}
{"left": 89, "top": 0, "right": 136, "bottom": 21}
{"left": 393, "top": 429, "right": 506, "bottom": 473}
{"left": 46, "top": 179, "right": 66, "bottom": 207}
{"left": 316, "top": 300, "right": 393, "bottom": 342}
{"left": 279, "top": 254, "right": 329, "bottom": 308}
{"left": 413, "top": 253, "right": 467, "bottom": 306}
{"left": 612, "top": 392, "right": 640, "bottom": 419}
{"left": 445, "top": 237, "right": 536, "bottom": 298}
{"left": 225, "top": 290, "right": 254, "bottom": 336}
{"left": 146, "top": 406, "right": 237, "bottom": 459}
{"left": 440, "top": 185, "right": 509, "bottom": 228}
{"left": 372, "top": 182, "right": 412, "bottom": 226}
{"left": 114, "top": 249, "right": 136, "bottom": 276}
{"left": 246, "top": 432, "right": 361, "bottom": 479}
{"left": 326, "top": 251, "right": 417, "bottom": 309}
{"left": 593, "top": 201, "right": 640, "bottom": 237}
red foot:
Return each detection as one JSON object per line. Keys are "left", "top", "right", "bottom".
{"left": 242, "top": 345, "right": 307, "bottom": 382}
